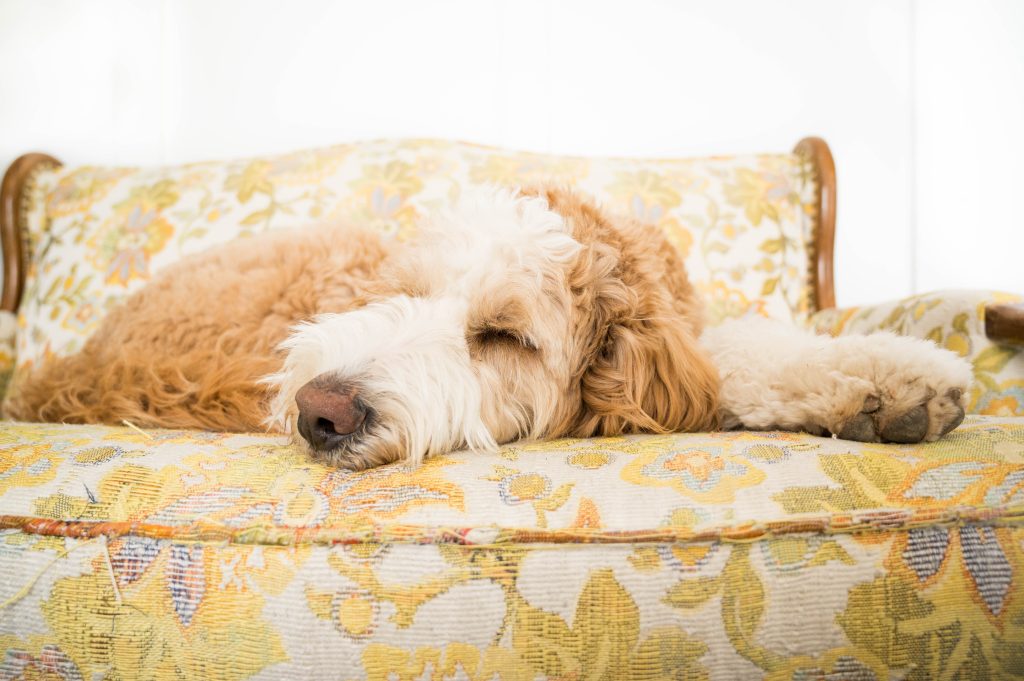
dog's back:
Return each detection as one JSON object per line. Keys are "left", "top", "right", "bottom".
{"left": 3, "top": 224, "right": 389, "bottom": 432}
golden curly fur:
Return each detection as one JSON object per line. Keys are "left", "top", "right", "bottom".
{"left": 4, "top": 186, "right": 719, "bottom": 468}
{"left": 5, "top": 224, "right": 390, "bottom": 432}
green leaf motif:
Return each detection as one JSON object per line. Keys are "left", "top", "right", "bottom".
{"left": 720, "top": 546, "right": 780, "bottom": 670}
{"left": 240, "top": 208, "right": 273, "bottom": 227}
{"left": 663, "top": 576, "right": 720, "bottom": 610}
{"left": 575, "top": 569, "right": 639, "bottom": 680}
{"left": 973, "top": 345, "right": 1018, "bottom": 374}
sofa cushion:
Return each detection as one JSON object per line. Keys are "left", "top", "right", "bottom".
{"left": 12, "top": 140, "right": 820, "bottom": 386}
{"left": 2, "top": 416, "right": 1023, "bottom": 679}
{"left": 3, "top": 418, "right": 1023, "bottom": 538}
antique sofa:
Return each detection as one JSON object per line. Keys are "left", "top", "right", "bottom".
{"left": 0, "top": 138, "right": 1022, "bottom": 680}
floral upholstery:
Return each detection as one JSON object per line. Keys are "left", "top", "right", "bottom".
{"left": 0, "top": 313, "right": 15, "bottom": 400}
{"left": 4, "top": 140, "right": 1024, "bottom": 680}
{"left": 10, "top": 139, "right": 820, "bottom": 389}
{"left": 809, "top": 290, "right": 1024, "bottom": 416}
{"left": 2, "top": 417, "right": 1024, "bottom": 680}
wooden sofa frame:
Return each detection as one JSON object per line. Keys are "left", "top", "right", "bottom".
{"left": 1, "top": 140, "right": 1020, "bottom": 343}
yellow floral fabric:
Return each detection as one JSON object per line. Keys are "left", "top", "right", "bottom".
{"left": 809, "top": 290, "right": 1024, "bottom": 416}
{"left": 2, "top": 418, "right": 1024, "bottom": 679}
{"left": 0, "top": 313, "right": 15, "bottom": 400}
{"left": 11, "top": 139, "right": 820, "bottom": 382}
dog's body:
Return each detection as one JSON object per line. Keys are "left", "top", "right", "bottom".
{"left": 7, "top": 221, "right": 390, "bottom": 435}
{"left": 4, "top": 187, "right": 972, "bottom": 470}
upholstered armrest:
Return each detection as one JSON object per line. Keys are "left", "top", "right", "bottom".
{"left": 807, "top": 290, "right": 1024, "bottom": 416}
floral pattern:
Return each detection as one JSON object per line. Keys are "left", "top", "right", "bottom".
{"left": 621, "top": 440, "right": 766, "bottom": 503}
{"left": 10, "top": 139, "right": 821, "bottom": 384}
{"left": 809, "top": 290, "right": 1024, "bottom": 416}
{"left": 2, "top": 417, "right": 1024, "bottom": 679}
{"left": 88, "top": 180, "right": 177, "bottom": 285}
{"left": 0, "top": 313, "right": 15, "bottom": 399}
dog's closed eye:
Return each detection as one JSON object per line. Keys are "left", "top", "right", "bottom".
{"left": 472, "top": 327, "right": 538, "bottom": 352}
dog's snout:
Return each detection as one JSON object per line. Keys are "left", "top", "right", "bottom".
{"left": 295, "top": 377, "right": 367, "bottom": 451}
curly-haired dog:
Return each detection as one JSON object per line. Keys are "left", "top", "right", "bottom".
{"left": 3, "top": 187, "right": 971, "bottom": 470}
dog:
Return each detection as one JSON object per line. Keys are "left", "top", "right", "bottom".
{"left": 3, "top": 186, "right": 972, "bottom": 470}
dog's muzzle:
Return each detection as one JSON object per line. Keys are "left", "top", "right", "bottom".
{"left": 295, "top": 375, "right": 367, "bottom": 451}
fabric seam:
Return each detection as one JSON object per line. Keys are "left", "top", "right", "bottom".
{"left": 3, "top": 504, "right": 1022, "bottom": 548}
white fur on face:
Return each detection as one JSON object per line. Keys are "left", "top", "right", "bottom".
{"left": 264, "top": 187, "right": 582, "bottom": 468}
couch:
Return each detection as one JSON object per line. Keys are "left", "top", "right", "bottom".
{"left": 1, "top": 138, "right": 1022, "bottom": 680}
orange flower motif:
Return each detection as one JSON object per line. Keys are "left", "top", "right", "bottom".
{"left": 88, "top": 180, "right": 179, "bottom": 286}
{"left": 46, "top": 167, "right": 132, "bottom": 217}
{"left": 607, "top": 170, "right": 683, "bottom": 226}
{"left": 662, "top": 449, "right": 724, "bottom": 482}
{"left": 699, "top": 281, "right": 768, "bottom": 324}
{"left": 983, "top": 395, "right": 1021, "bottom": 416}
{"left": 621, "top": 444, "right": 765, "bottom": 503}
{"left": 0, "top": 444, "right": 60, "bottom": 495}
{"left": 974, "top": 379, "right": 1024, "bottom": 417}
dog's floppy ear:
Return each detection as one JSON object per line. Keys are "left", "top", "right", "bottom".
{"left": 532, "top": 184, "right": 719, "bottom": 437}
{"left": 573, "top": 302, "right": 720, "bottom": 437}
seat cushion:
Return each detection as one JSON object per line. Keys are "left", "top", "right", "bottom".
{"left": 2, "top": 416, "right": 1023, "bottom": 679}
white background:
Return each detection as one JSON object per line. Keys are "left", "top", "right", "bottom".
{"left": 1, "top": 0, "right": 1021, "bottom": 307}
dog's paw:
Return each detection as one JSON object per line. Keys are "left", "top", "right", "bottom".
{"left": 826, "top": 333, "right": 972, "bottom": 444}
{"left": 836, "top": 387, "right": 966, "bottom": 444}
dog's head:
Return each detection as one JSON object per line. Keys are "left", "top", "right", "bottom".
{"left": 265, "top": 186, "right": 719, "bottom": 469}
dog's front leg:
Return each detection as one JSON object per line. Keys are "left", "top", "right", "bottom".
{"left": 700, "top": 317, "right": 972, "bottom": 443}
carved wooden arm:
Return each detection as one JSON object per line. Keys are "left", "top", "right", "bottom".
{"left": 986, "top": 303, "right": 1024, "bottom": 346}
{"left": 1, "top": 153, "right": 62, "bottom": 312}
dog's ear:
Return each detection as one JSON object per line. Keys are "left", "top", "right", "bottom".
{"left": 532, "top": 184, "right": 719, "bottom": 437}
{"left": 573, "top": 309, "right": 720, "bottom": 437}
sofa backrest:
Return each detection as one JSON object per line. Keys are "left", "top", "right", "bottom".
{"left": 5, "top": 138, "right": 830, "bottom": 378}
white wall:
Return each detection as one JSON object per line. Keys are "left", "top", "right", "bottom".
{"left": 914, "top": 0, "right": 1024, "bottom": 295}
{"left": 0, "top": 0, "right": 1021, "bottom": 306}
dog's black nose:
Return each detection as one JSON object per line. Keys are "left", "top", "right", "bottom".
{"left": 295, "top": 376, "right": 367, "bottom": 451}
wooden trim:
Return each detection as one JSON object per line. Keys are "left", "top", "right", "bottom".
{"left": 985, "top": 303, "right": 1024, "bottom": 346}
{"left": 1, "top": 153, "right": 61, "bottom": 313}
{"left": 793, "top": 136, "right": 837, "bottom": 311}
